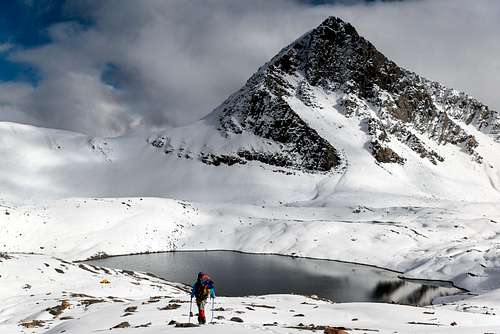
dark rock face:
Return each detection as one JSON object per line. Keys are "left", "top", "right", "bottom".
{"left": 275, "top": 17, "right": 403, "bottom": 96}
{"left": 199, "top": 153, "right": 247, "bottom": 167}
{"left": 371, "top": 142, "right": 405, "bottom": 165}
{"left": 217, "top": 87, "right": 340, "bottom": 172}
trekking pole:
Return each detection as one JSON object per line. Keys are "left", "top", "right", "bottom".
{"left": 188, "top": 296, "right": 193, "bottom": 324}
{"left": 210, "top": 297, "right": 215, "bottom": 324}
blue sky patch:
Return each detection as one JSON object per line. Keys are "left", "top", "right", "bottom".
{"left": 0, "top": 0, "right": 90, "bottom": 84}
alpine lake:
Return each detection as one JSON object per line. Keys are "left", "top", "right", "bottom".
{"left": 85, "top": 250, "right": 464, "bottom": 306}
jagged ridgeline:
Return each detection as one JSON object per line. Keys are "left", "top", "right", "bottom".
{"left": 151, "top": 16, "right": 499, "bottom": 171}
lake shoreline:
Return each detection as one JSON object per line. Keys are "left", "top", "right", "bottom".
{"left": 80, "top": 248, "right": 468, "bottom": 292}
{"left": 84, "top": 249, "right": 466, "bottom": 305}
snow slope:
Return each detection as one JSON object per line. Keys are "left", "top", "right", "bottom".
{"left": 0, "top": 121, "right": 321, "bottom": 205}
{"left": 2, "top": 88, "right": 499, "bottom": 206}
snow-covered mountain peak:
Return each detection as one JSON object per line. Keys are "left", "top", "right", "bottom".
{"left": 189, "top": 15, "right": 500, "bottom": 171}
{"left": 1, "top": 17, "right": 500, "bottom": 204}
{"left": 145, "top": 16, "right": 500, "bottom": 202}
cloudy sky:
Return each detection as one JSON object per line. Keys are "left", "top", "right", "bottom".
{"left": 0, "top": 0, "right": 499, "bottom": 136}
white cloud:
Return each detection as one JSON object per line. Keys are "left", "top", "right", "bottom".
{"left": 1, "top": 0, "right": 499, "bottom": 136}
{"left": 0, "top": 82, "right": 36, "bottom": 125}
{"left": 0, "top": 43, "right": 13, "bottom": 53}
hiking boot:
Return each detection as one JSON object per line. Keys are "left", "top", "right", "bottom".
{"left": 198, "top": 309, "right": 206, "bottom": 324}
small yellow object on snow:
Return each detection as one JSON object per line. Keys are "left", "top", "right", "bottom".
{"left": 100, "top": 278, "right": 110, "bottom": 284}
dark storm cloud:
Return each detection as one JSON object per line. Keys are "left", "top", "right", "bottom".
{"left": 0, "top": 0, "right": 498, "bottom": 136}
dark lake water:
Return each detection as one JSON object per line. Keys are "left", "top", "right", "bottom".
{"left": 86, "top": 251, "right": 462, "bottom": 306}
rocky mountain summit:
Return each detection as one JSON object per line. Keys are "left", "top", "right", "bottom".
{"left": 151, "top": 16, "right": 499, "bottom": 171}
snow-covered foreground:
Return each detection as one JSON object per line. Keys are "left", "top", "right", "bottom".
{"left": 1, "top": 253, "right": 500, "bottom": 334}
{"left": 2, "top": 195, "right": 500, "bottom": 333}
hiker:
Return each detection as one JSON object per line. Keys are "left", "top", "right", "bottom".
{"left": 191, "top": 272, "right": 215, "bottom": 324}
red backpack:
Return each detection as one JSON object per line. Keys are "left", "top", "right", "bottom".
{"left": 195, "top": 273, "right": 214, "bottom": 300}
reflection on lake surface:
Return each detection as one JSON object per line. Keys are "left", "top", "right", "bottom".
{"left": 86, "top": 251, "right": 462, "bottom": 306}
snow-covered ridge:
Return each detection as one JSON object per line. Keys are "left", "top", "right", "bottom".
{"left": 162, "top": 15, "right": 500, "bottom": 172}
{"left": 255, "top": 16, "right": 500, "bottom": 163}
{"left": 0, "top": 121, "right": 321, "bottom": 204}
{"left": 3, "top": 114, "right": 497, "bottom": 204}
